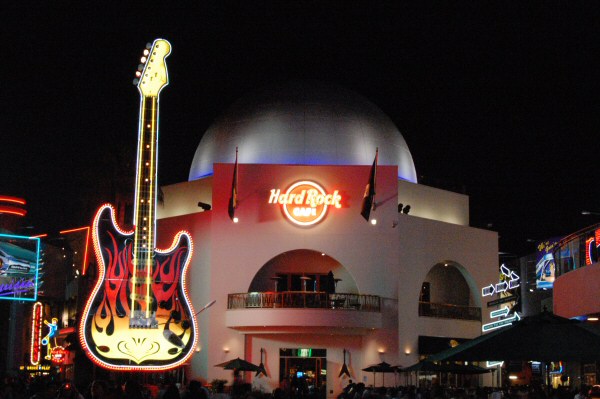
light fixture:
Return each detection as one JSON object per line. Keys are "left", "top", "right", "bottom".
{"left": 378, "top": 348, "right": 386, "bottom": 354}
{"left": 402, "top": 205, "right": 411, "bottom": 214}
{"left": 233, "top": 217, "right": 239, "bottom": 223}
{"left": 371, "top": 219, "right": 377, "bottom": 225}
{"left": 223, "top": 347, "right": 230, "bottom": 353}
{"left": 588, "top": 317, "right": 599, "bottom": 321}
{"left": 198, "top": 202, "right": 212, "bottom": 211}
{"left": 404, "top": 349, "right": 411, "bottom": 356}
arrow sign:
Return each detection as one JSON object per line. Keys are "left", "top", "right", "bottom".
{"left": 482, "top": 313, "right": 521, "bottom": 332}
{"left": 495, "top": 281, "right": 508, "bottom": 294}
{"left": 500, "top": 264, "right": 511, "bottom": 277}
{"left": 482, "top": 284, "right": 495, "bottom": 297}
{"left": 509, "top": 271, "right": 520, "bottom": 289}
{"left": 490, "top": 306, "right": 510, "bottom": 318}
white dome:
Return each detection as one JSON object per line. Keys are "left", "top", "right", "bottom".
{"left": 189, "top": 81, "right": 417, "bottom": 182}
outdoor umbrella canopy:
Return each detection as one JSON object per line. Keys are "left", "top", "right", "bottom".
{"left": 362, "top": 362, "right": 396, "bottom": 386}
{"left": 215, "top": 357, "right": 261, "bottom": 371}
{"left": 427, "top": 311, "right": 600, "bottom": 363}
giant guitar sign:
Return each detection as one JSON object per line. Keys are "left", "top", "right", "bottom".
{"left": 79, "top": 39, "right": 198, "bottom": 371}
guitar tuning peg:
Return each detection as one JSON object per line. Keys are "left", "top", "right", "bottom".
{"left": 137, "top": 64, "right": 144, "bottom": 71}
{"left": 132, "top": 78, "right": 139, "bottom": 86}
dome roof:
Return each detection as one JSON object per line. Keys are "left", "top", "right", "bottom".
{"left": 189, "top": 81, "right": 417, "bottom": 182}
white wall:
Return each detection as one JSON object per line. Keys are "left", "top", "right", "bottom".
{"left": 398, "top": 180, "right": 469, "bottom": 226}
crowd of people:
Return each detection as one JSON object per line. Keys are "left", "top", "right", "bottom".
{"left": 0, "top": 375, "right": 596, "bottom": 399}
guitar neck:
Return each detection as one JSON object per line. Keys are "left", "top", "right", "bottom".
{"left": 133, "top": 95, "right": 159, "bottom": 254}
{"left": 131, "top": 95, "right": 159, "bottom": 323}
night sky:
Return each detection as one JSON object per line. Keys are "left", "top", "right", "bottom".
{"left": 2, "top": 3, "right": 600, "bottom": 256}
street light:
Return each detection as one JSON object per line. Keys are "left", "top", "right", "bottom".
{"left": 582, "top": 211, "right": 600, "bottom": 216}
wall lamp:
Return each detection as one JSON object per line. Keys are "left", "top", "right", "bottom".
{"left": 198, "top": 202, "right": 212, "bottom": 211}
{"left": 398, "top": 204, "right": 411, "bottom": 214}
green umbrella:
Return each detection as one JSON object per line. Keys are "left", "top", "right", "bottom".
{"left": 427, "top": 311, "right": 600, "bottom": 362}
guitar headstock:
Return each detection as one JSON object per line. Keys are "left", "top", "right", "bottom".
{"left": 133, "top": 39, "right": 172, "bottom": 97}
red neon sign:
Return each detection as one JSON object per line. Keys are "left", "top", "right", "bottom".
{"left": 51, "top": 346, "right": 67, "bottom": 364}
{"left": 268, "top": 181, "right": 342, "bottom": 226}
{"left": 30, "top": 302, "right": 43, "bottom": 365}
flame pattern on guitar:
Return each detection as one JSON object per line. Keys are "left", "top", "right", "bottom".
{"left": 80, "top": 204, "right": 197, "bottom": 370}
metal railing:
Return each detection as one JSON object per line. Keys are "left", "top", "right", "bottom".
{"left": 553, "top": 222, "right": 600, "bottom": 276}
{"left": 418, "top": 301, "right": 481, "bottom": 321}
{"left": 227, "top": 292, "right": 381, "bottom": 312}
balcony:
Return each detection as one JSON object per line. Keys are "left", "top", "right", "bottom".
{"left": 418, "top": 301, "right": 481, "bottom": 321}
{"left": 225, "top": 292, "right": 382, "bottom": 334}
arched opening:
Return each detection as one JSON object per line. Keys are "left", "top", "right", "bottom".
{"left": 249, "top": 249, "right": 358, "bottom": 294}
{"left": 225, "top": 249, "right": 382, "bottom": 311}
{"left": 418, "top": 261, "right": 482, "bottom": 321}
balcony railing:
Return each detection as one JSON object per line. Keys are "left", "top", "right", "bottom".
{"left": 418, "top": 301, "right": 481, "bottom": 321}
{"left": 553, "top": 222, "right": 600, "bottom": 276}
{"left": 228, "top": 292, "right": 380, "bottom": 312}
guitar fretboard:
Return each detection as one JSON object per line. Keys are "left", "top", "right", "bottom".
{"left": 131, "top": 95, "right": 159, "bottom": 322}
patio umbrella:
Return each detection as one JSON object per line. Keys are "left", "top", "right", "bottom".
{"left": 362, "top": 361, "right": 396, "bottom": 386}
{"left": 215, "top": 357, "right": 261, "bottom": 371}
{"left": 427, "top": 311, "right": 600, "bottom": 362}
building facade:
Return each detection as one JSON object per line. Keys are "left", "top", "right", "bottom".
{"left": 151, "top": 82, "right": 499, "bottom": 396}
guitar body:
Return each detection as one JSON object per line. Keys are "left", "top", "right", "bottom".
{"left": 80, "top": 204, "right": 197, "bottom": 370}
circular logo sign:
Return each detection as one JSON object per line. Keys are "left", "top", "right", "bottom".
{"left": 268, "top": 181, "right": 342, "bottom": 226}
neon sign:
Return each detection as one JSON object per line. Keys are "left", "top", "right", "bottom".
{"left": 80, "top": 40, "right": 198, "bottom": 371}
{"left": 51, "top": 346, "right": 67, "bottom": 364}
{"left": 585, "top": 229, "right": 600, "bottom": 265}
{"left": 482, "top": 264, "right": 521, "bottom": 367}
{"left": 482, "top": 264, "right": 520, "bottom": 296}
{"left": 0, "top": 233, "right": 40, "bottom": 301}
{"left": 30, "top": 302, "right": 43, "bottom": 365}
{"left": 20, "top": 364, "right": 51, "bottom": 372}
{"left": 42, "top": 317, "right": 58, "bottom": 360}
{"left": 268, "top": 181, "right": 342, "bottom": 226}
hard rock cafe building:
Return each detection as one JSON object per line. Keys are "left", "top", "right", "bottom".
{"left": 153, "top": 82, "right": 499, "bottom": 396}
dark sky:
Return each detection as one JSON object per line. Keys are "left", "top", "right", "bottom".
{"left": 2, "top": 3, "right": 600, "bottom": 256}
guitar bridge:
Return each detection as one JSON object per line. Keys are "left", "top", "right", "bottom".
{"left": 130, "top": 311, "right": 158, "bottom": 329}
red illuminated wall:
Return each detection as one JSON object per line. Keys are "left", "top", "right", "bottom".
{"left": 553, "top": 262, "right": 600, "bottom": 318}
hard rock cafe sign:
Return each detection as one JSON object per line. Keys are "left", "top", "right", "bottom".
{"left": 268, "top": 181, "right": 342, "bottom": 226}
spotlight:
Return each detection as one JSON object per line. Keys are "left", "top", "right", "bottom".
{"left": 398, "top": 203, "right": 403, "bottom": 213}
{"left": 198, "top": 202, "right": 212, "bottom": 211}
{"left": 402, "top": 205, "right": 411, "bottom": 214}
